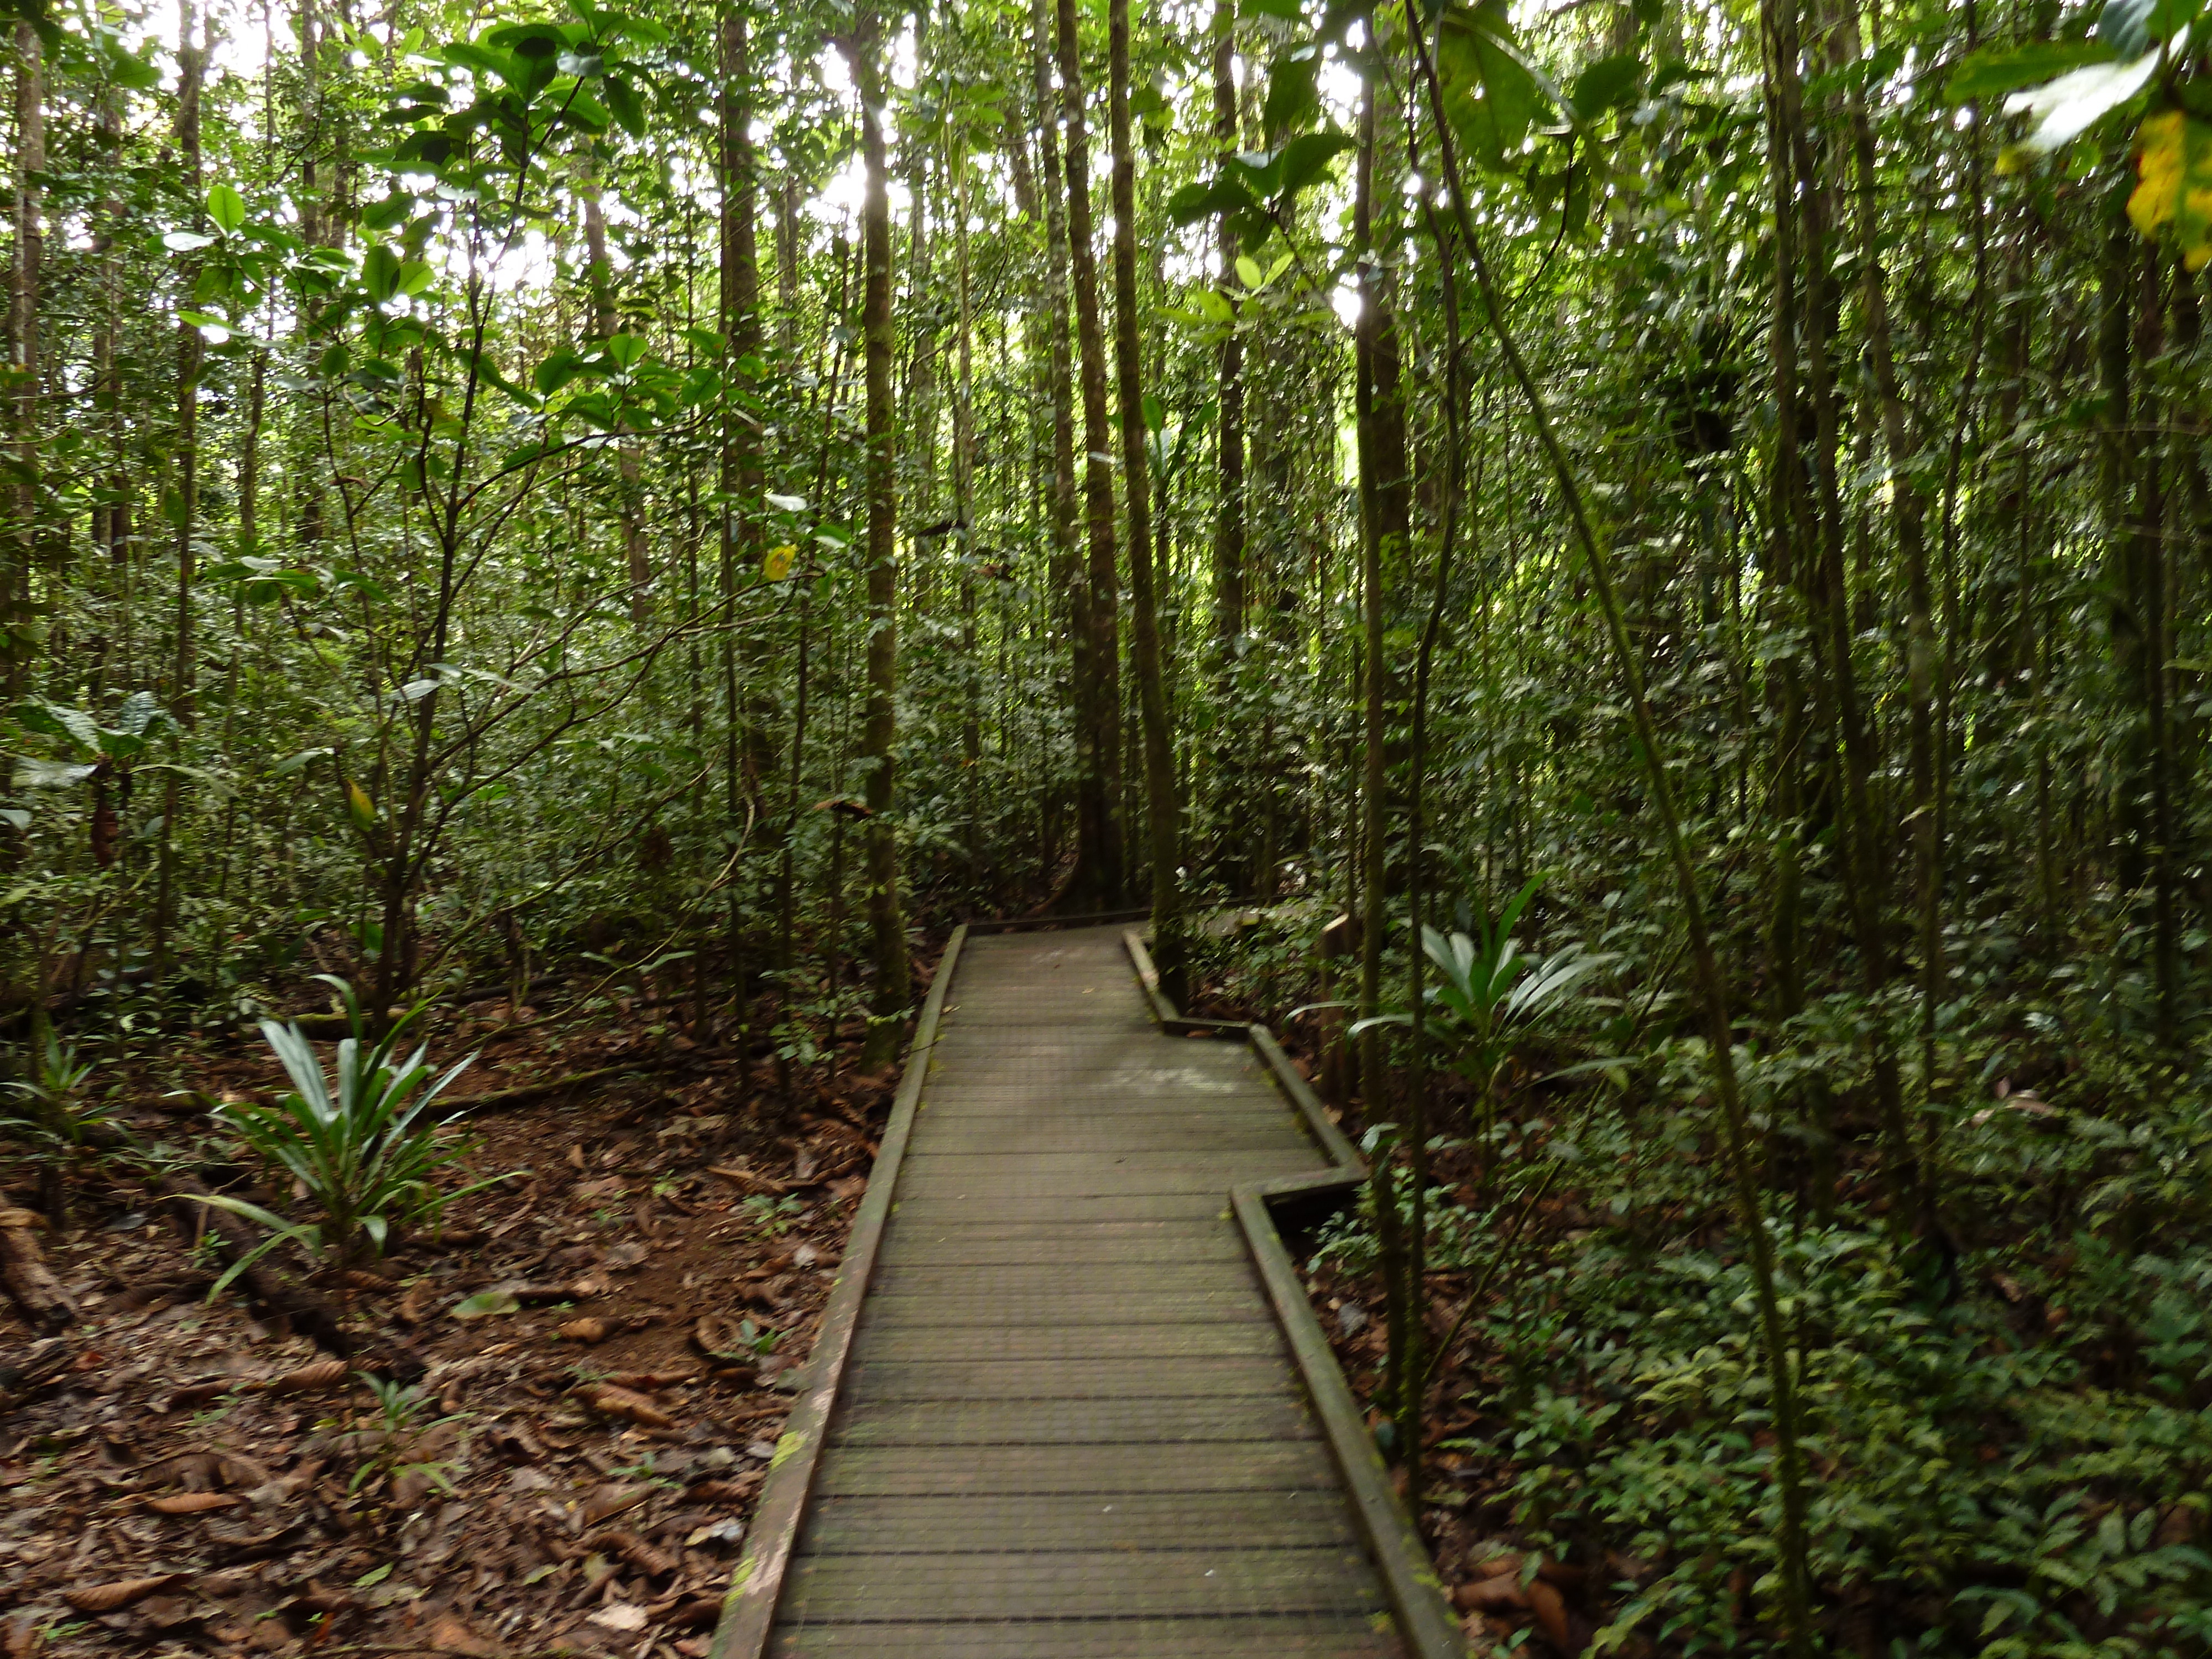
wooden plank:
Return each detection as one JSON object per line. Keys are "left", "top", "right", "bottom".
{"left": 898, "top": 1168, "right": 1313, "bottom": 1198}
{"left": 870, "top": 1262, "right": 1262, "bottom": 1297}
{"left": 768, "top": 1617, "right": 1404, "bottom": 1657}
{"left": 846, "top": 1324, "right": 1286, "bottom": 1362}
{"left": 830, "top": 1394, "right": 1319, "bottom": 1446}
{"left": 794, "top": 1491, "right": 1362, "bottom": 1553}
{"left": 813, "top": 1440, "right": 1342, "bottom": 1498}
{"left": 889, "top": 1194, "right": 1237, "bottom": 1223}
{"left": 778, "top": 1547, "right": 1386, "bottom": 1623}
{"left": 858, "top": 1291, "right": 1274, "bottom": 1327}
{"left": 839, "top": 1358, "right": 1297, "bottom": 1400}
{"left": 910, "top": 1123, "right": 1312, "bottom": 1154}
{"left": 872, "top": 1239, "right": 1256, "bottom": 1274}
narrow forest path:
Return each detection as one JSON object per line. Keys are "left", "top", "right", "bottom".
{"left": 758, "top": 925, "right": 1406, "bottom": 1656}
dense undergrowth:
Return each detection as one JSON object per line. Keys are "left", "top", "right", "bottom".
{"left": 1190, "top": 904, "right": 2212, "bottom": 1657}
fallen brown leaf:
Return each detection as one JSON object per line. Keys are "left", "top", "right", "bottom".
{"left": 581, "top": 1385, "right": 675, "bottom": 1430}
{"left": 428, "top": 1612, "right": 500, "bottom": 1656}
{"left": 1453, "top": 1577, "right": 1529, "bottom": 1614}
{"left": 143, "top": 1492, "right": 241, "bottom": 1516}
{"left": 600, "top": 1529, "right": 678, "bottom": 1578}
{"left": 3, "top": 1609, "right": 45, "bottom": 1659}
{"left": 692, "top": 1314, "right": 753, "bottom": 1366}
{"left": 64, "top": 1575, "right": 186, "bottom": 1613}
{"left": 260, "top": 1359, "right": 351, "bottom": 1396}
{"left": 558, "top": 1317, "right": 612, "bottom": 1344}
{"left": 581, "top": 1483, "right": 652, "bottom": 1526}
{"left": 1526, "top": 1579, "right": 1579, "bottom": 1655}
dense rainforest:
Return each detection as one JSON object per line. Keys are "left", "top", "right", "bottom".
{"left": 5, "top": 0, "right": 2212, "bottom": 1646}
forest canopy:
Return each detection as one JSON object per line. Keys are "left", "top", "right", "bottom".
{"left": 7, "top": 0, "right": 2212, "bottom": 1645}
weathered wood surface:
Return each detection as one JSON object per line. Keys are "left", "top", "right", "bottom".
{"left": 767, "top": 926, "right": 1405, "bottom": 1658}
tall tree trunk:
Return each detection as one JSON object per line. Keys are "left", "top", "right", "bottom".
{"left": 156, "top": 0, "right": 206, "bottom": 984}
{"left": 1353, "top": 68, "right": 1411, "bottom": 1460}
{"left": 2133, "top": 248, "right": 2177, "bottom": 1041}
{"left": 847, "top": 8, "right": 911, "bottom": 1070}
{"left": 3, "top": 18, "right": 41, "bottom": 697}
{"left": 720, "top": 6, "right": 761, "bottom": 1032}
{"left": 954, "top": 147, "right": 983, "bottom": 869}
{"left": 1842, "top": 22, "right": 1947, "bottom": 1197}
{"left": 582, "top": 156, "right": 651, "bottom": 624}
{"left": 1211, "top": 0, "right": 1245, "bottom": 646}
{"left": 1776, "top": 1, "right": 1932, "bottom": 1241}
{"left": 1056, "top": 0, "right": 1125, "bottom": 906}
{"left": 1109, "top": 0, "right": 1183, "bottom": 993}
{"left": 1032, "top": 0, "right": 1083, "bottom": 893}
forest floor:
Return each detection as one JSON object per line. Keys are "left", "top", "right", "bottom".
{"left": 0, "top": 969, "right": 926, "bottom": 1659}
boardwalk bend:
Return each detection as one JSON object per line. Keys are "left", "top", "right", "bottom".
{"left": 712, "top": 921, "right": 1463, "bottom": 1658}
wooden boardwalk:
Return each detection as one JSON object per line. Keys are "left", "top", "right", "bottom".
{"left": 764, "top": 925, "right": 1406, "bottom": 1657}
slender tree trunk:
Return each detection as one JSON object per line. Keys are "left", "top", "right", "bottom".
{"left": 2134, "top": 248, "right": 2177, "bottom": 1041}
{"left": 847, "top": 9, "right": 911, "bottom": 1070}
{"left": 1056, "top": 0, "right": 1125, "bottom": 906}
{"left": 1033, "top": 0, "right": 1083, "bottom": 894}
{"left": 156, "top": 1, "right": 206, "bottom": 984}
{"left": 1777, "top": 3, "right": 1932, "bottom": 1240}
{"left": 1211, "top": 0, "right": 1245, "bottom": 646}
{"left": 1843, "top": 30, "right": 1948, "bottom": 1201}
{"left": 3, "top": 18, "right": 42, "bottom": 697}
{"left": 955, "top": 147, "right": 983, "bottom": 868}
{"left": 720, "top": 6, "right": 761, "bottom": 1034}
{"left": 1108, "top": 0, "right": 1183, "bottom": 993}
{"left": 1353, "top": 69, "right": 1411, "bottom": 1459}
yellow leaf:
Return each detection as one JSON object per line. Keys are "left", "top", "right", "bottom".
{"left": 2128, "top": 108, "right": 2212, "bottom": 270}
{"left": 346, "top": 780, "right": 377, "bottom": 831}
{"left": 762, "top": 544, "right": 796, "bottom": 582}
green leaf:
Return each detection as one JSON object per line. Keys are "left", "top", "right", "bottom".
{"left": 1264, "top": 50, "right": 1320, "bottom": 142}
{"left": 163, "top": 231, "right": 215, "bottom": 253}
{"left": 206, "top": 182, "right": 247, "bottom": 236}
{"left": 1167, "top": 175, "right": 1263, "bottom": 225}
{"left": 1276, "top": 129, "right": 1355, "bottom": 195}
{"left": 353, "top": 1564, "right": 395, "bottom": 1588}
{"left": 1437, "top": 0, "right": 1540, "bottom": 171}
{"left": 448, "top": 1288, "right": 520, "bottom": 1319}
{"left": 604, "top": 74, "right": 646, "bottom": 138}
{"left": 1243, "top": 0, "right": 1303, "bottom": 18}
{"left": 2099, "top": 0, "right": 2198, "bottom": 58}
{"left": 362, "top": 243, "right": 403, "bottom": 304}
{"left": 1235, "top": 253, "right": 1266, "bottom": 289}
{"left": 1569, "top": 53, "right": 1642, "bottom": 122}
{"left": 1944, "top": 40, "right": 2115, "bottom": 103}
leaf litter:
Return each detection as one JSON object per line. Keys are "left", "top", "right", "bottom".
{"left": 0, "top": 1016, "right": 898, "bottom": 1659}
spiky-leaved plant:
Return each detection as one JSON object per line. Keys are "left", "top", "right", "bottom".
{"left": 196, "top": 975, "right": 506, "bottom": 1297}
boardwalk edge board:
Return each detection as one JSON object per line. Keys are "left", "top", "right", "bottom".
{"left": 963, "top": 905, "right": 1154, "bottom": 935}
{"left": 1123, "top": 927, "right": 1470, "bottom": 1659}
{"left": 709, "top": 924, "right": 969, "bottom": 1659}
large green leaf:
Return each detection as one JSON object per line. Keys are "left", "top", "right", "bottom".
{"left": 1569, "top": 53, "right": 1642, "bottom": 122}
{"left": 1437, "top": 0, "right": 1539, "bottom": 173}
{"left": 1277, "top": 129, "right": 1356, "bottom": 195}
{"left": 1944, "top": 39, "right": 2115, "bottom": 103}
{"left": 362, "top": 243, "right": 403, "bottom": 304}
{"left": 1264, "top": 49, "right": 1319, "bottom": 142}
